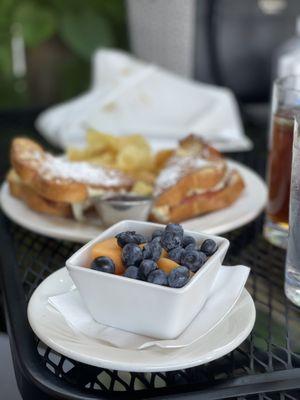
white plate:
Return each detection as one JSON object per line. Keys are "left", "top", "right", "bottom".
{"left": 0, "top": 160, "right": 267, "bottom": 243}
{"left": 48, "top": 265, "right": 250, "bottom": 350}
{"left": 28, "top": 267, "right": 256, "bottom": 372}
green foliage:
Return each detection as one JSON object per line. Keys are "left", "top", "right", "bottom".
{"left": 60, "top": 9, "right": 115, "bottom": 60}
{"left": 0, "top": 42, "right": 12, "bottom": 78}
{"left": 14, "top": 2, "right": 56, "bottom": 47}
{"left": 0, "top": 0, "right": 127, "bottom": 107}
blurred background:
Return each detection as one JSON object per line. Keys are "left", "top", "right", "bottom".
{"left": 2, "top": 1, "right": 300, "bottom": 398}
{"left": 1, "top": 0, "right": 300, "bottom": 111}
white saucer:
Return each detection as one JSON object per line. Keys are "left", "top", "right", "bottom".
{"left": 28, "top": 268, "right": 256, "bottom": 372}
{"left": 1, "top": 160, "right": 267, "bottom": 243}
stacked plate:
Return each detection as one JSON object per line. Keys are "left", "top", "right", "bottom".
{"left": 28, "top": 265, "right": 255, "bottom": 372}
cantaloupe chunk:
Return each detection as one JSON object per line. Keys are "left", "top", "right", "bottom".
{"left": 91, "top": 238, "right": 125, "bottom": 275}
{"left": 157, "top": 258, "right": 179, "bottom": 274}
{"left": 161, "top": 249, "right": 168, "bottom": 258}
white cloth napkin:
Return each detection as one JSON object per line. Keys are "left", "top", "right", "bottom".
{"left": 36, "top": 49, "right": 252, "bottom": 152}
{"left": 48, "top": 265, "right": 250, "bottom": 350}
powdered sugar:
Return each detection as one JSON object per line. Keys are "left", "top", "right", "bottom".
{"left": 154, "top": 155, "right": 224, "bottom": 196}
{"left": 39, "top": 154, "right": 131, "bottom": 188}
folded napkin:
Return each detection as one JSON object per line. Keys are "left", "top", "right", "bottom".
{"left": 48, "top": 265, "right": 249, "bottom": 350}
{"left": 36, "top": 49, "right": 252, "bottom": 152}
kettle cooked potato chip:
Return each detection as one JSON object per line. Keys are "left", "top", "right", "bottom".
{"left": 67, "top": 129, "right": 169, "bottom": 195}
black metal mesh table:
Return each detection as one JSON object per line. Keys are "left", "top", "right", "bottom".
{"left": 1, "top": 214, "right": 300, "bottom": 400}
{"left": 0, "top": 116, "right": 300, "bottom": 399}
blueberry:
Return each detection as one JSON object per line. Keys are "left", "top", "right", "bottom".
{"left": 122, "top": 243, "right": 143, "bottom": 267}
{"left": 198, "top": 251, "right": 208, "bottom": 266}
{"left": 123, "top": 266, "right": 139, "bottom": 279}
{"left": 168, "top": 247, "right": 185, "bottom": 263}
{"left": 151, "top": 236, "right": 162, "bottom": 245}
{"left": 115, "top": 231, "right": 146, "bottom": 247}
{"left": 165, "top": 223, "right": 184, "bottom": 239}
{"left": 115, "top": 231, "right": 136, "bottom": 247}
{"left": 201, "top": 239, "right": 218, "bottom": 256}
{"left": 185, "top": 243, "right": 197, "bottom": 252}
{"left": 143, "top": 241, "right": 162, "bottom": 261}
{"left": 147, "top": 269, "right": 168, "bottom": 286}
{"left": 91, "top": 256, "right": 115, "bottom": 274}
{"left": 134, "top": 233, "right": 147, "bottom": 244}
{"left": 161, "top": 231, "right": 182, "bottom": 251}
{"left": 182, "top": 235, "right": 196, "bottom": 248}
{"left": 181, "top": 250, "right": 206, "bottom": 272}
{"left": 168, "top": 266, "right": 190, "bottom": 288}
{"left": 152, "top": 229, "right": 164, "bottom": 240}
{"left": 139, "top": 259, "right": 157, "bottom": 280}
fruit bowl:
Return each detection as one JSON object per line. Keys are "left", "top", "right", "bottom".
{"left": 66, "top": 220, "right": 229, "bottom": 339}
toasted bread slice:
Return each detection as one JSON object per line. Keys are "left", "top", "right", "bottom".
{"left": 155, "top": 166, "right": 227, "bottom": 208}
{"left": 151, "top": 135, "right": 245, "bottom": 223}
{"left": 151, "top": 170, "right": 245, "bottom": 223}
{"left": 154, "top": 135, "right": 227, "bottom": 207}
{"left": 11, "top": 138, "right": 133, "bottom": 203}
{"left": 7, "top": 169, "right": 72, "bottom": 218}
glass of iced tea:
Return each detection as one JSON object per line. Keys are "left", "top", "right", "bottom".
{"left": 264, "top": 76, "right": 300, "bottom": 248}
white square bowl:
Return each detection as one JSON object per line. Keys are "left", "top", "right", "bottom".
{"left": 66, "top": 220, "right": 229, "bottom": 339}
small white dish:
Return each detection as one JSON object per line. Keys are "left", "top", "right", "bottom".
{"left": 27, "top": 267, "right": 256, "bottom": 372}
{"left": 66, "top": 220, "right": 229, "bottom": 339}
{"left": 48, "top": 265, "right": 250, "bottom": 349}
{"left": 0, "top": 160, "right": 267, "bottom": 242}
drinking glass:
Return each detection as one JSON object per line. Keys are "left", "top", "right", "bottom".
{"left": 285, "top": 116, "right": 300, "bottom": 306}
{"left": 264, "top": 75, "right": 300, "bottom": 248}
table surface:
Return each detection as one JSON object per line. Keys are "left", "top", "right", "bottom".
{"left": 0, "top": 111, "right": 300, "bottom": 400}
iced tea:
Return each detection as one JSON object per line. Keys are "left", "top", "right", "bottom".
{"left": 264, "top": 76, "right": 300, "bottom": 248}
{"left": 266, "top": 109, "right": 295, "bottom": 228}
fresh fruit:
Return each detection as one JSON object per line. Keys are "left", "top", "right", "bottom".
{"left": 201, "top": 239, "right": 218, "bottom": 256}
{"left": 135, "top": 233, "right": 147, "bottom": 244}
{"left": 161, "top": 248, "right": 168, "bottom": 258}
{"left": 157, "top": 257, "right": 179, "bottom": 274}
{"left": 139, "top": 259, "right": 157, "bottom": 280}
{"left": 161, "top": 231, "right": 182, "bottom": 251}
{"left": 142, "top": 241, "right": 162, "bottom": 261}
{"left": 122, "top": 243, "right": 143, "bottom": 267}
{"left": 165, "top": 223, "right": 184, "bottom": 239}
{"left": 91, "top": 238, "right": 124, "bottom": 275}
{"left": 123, "top": 266, "right": 139, "bottom": 279}
{"left": 91, "top": 256, "right": 115, "bottom": 274}
{"left": 116, "top": 231, "right": 146, "bottom": 247}
{"left": 182, "top": 235, "right": 196, "bottom": 248}
{"left": 198, "top": 251, "right": 208, "bottom": 266}
{"left": 181, "top": 250, "right": 205, "bottom": 272}
{"left": 151, "top": 236, "right": 162, "bottom": 245}
{"left": 152, "top": 229, "right": 164, "bottom": 240}
{"left": 115, "top": 231, "right": 135, "bottom": 247}
{"left": 168, "top": 247, "right": 185, "bottom": 263}
{"left": 151, "top": 236, "right": 168, "bottom": 256}
{"left": 89, "top": 223, "right": 216, "bottom": 288}
{"left": 168, "top": 266, "right": 190, "bottom": 288}
{"left": 185, "top": 243, "right": 197, "bottom": 251}
{"left": 147, "top": 269, "right": 168, "bottom": 286}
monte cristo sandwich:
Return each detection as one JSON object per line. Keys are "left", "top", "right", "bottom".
{"left": 151, "top": 135, "right": 245, "bottom": 223}
{"left": 7, "top": 135, "right": 245, "bottom": 225}
{"left": 8, "top": 138, "right": 133, "bottom": 220}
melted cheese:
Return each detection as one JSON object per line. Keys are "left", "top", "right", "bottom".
{"left": 151, "top": 205, "right": 170, "bottom": 222}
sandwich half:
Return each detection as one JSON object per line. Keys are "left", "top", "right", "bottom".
{"left": 9, "top": 138, "right": 133, "bottom": 220}
{"left": 151, "top": 135, "right": 245, "bottom": 223}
